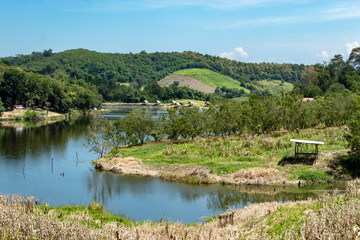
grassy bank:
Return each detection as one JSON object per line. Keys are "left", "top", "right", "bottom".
{"left": 0, "top": 109, "right": 65, "bottom": 122}
{"left": 95, "top": 127, "right": 350, "bottom": 185}
{"left": 1, "top": 180, "right": 359, "bottom": 239}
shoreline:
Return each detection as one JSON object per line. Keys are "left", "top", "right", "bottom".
{"left": 93, "top": 153, "right": 325, "bottom": 186}
{"left": 92, "top": 127, "right": 350, "bottom": 187}
{"left": 3, "top": 180, "right": 358, "bottom": 239}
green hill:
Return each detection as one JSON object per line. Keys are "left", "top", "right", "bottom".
{"left": 172, "top": 68, "right": 250, "bottom": 93}
{"left": 1, "top": 49, "right": 304, "bottom": 101}
{"left": 255, "top": 80, "right": 294, "bottom": 96}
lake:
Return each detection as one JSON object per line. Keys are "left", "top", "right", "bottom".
{"left": 0, "top": 111, "right": 339, "bottom": 223}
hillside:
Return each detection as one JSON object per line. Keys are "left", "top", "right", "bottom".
{"left": 255, "top": 80, "right": 294, "bottom": 96}
{"left": 158, "top": 74, "right": 216, "bottom": 93}
{"left": 1, "top": 49, "right": 306, "bottom": 102}
{"left": 172, "top": 68, "right": 250, "bottom": 92}
{"left": 2, "top": 49, "right": 304, "bottom": 87}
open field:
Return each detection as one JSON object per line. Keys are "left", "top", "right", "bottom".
{"left": 255, "top": 80, "right": 294, "bottom": 96}
{"left": 2, "top": 180, "right": 359, "bottom": 239}
{"left": 158, "top": 74, "right": 216, "bottom": 93}
{"left": 158, "top": 68, "right": 250, "bottom": 93}
{"left": 95, "top": 127, "right": 350, "bottom": 185}
{"left": 173, "top": 68, "right": 249, "bottom": 92}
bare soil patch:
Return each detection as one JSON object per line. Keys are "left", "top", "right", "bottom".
{"left": 158, "top": 75, "right": 216, "bottom": 93}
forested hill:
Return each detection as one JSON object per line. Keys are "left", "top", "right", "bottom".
{"left": 1, "top": 49, "right": 305, "bottom": 86}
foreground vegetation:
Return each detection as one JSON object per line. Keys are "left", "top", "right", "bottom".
{"left": 1, "top": 180, "right": 359, "bottom": 239}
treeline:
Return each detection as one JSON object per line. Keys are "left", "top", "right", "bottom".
{"left": 86, "top": 92, "right": 360, "bottom": 157}
{"left": 294, "top": 48, "right": 360, "bottom": 97}
{"left": 1, "top": 49, "right": 304, "bottom": 101}
{"left": 0, "top": 63, "right": 102, "bottom": 112}
{"left": 100, "top": 81, "right": 211, "bottom": 103}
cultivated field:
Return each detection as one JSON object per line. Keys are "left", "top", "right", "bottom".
{"left": 158, "top": 74, "right": 216, "bottom": 93}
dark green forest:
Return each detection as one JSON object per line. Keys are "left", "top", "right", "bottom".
{"left": 1, "top": 49, "right": 304, "bottom": 102}
{"left": 0, "top": 63, "right": 102, "bottom": 112}
{"left": 1, "top": 47, "right": 360, "bottom": 112}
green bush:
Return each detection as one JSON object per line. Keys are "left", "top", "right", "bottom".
{"left": 23, "top": 110, "right": 40, "bottom": 121}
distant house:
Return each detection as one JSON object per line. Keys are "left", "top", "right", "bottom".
{"left": 13, "top": 105, "right": 25, "bottom": 109}
{"left": 301, "top": 98, "right": 314, "bottom": 102}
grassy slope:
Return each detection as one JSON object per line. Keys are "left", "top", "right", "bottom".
{"left": 256, "top": 80, "right": 294, "bottom": 96}
{"left": 172, "top": 68, "right": 250, "bottom": 93}
{"left": 109, "top": 127, "right": 347, "bottom": 182}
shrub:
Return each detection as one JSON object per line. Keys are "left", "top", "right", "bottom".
{"left": 23, "top": 110, "right": 41, "bottom": 121}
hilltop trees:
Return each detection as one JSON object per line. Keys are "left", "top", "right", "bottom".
{"left": 1, "top": 49, "right": 305, "bottom": 102}
{"left": 294, "top": 48, "right": 360, "bottom": 97}
{"left": 0, "top": 65, "right": 102, "bottom": 112}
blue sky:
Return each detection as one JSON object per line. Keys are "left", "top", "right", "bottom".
{"left": 0, "top": 0, "right": 359, "bottom": 64}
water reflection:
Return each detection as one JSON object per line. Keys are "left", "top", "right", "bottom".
{"left": 0, "top": 113, "right": 344, "bottom": 223}
{"left": 85, "top": 168, "right": 323, "bottom": 222}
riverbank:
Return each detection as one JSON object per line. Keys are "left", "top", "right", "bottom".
{"left": 1, "top": 180, "right": 359, "bottom": 239}
{"left": 94, "top": 126, "right": 350, "bottom": 186}
{"left": 0, "top": 109, "right": 65, "bottom": 125}
{"left": 0, "top": 109, "right": 90, "bottom": 127}
{"left": 102, "top": 99, "right": 208, "bottom": 110}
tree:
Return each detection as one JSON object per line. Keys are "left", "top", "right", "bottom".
{"left": 301, "top": 66, "right": 318, "bottom": 86}
{"left": 346, "top": 111, "right": 360, "bottom": 156}
{"left": 0, "top": 99, "right": 6, "bottom": 116}
{"left": 112, "top": 120, "right": 127, "bottom": 150}
{"left": 0, "top": 68, "right": 26, "bottom": 108}
{"left": 84, "top": 115, "right": 113, "bottom": 157}
{"left": 122, "top": 109, "right": 155, "bottom": 144}
{"left": 349, "top": 47, "right": 360, "bottom": 74}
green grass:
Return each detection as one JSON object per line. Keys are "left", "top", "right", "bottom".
{"left": 38, "top": 202, "right": 134, "bottom": 228}
{"left": 172, "top": 68, "right": 250, "bottom": 92}
{"left": 108, "top": 127, "right": 348, "bottom": 181}
{"left": 265, "top": 203, "right": 319, "bottom": 239}
{"left": 255, "top": 80, "right": 294, "bottom": 96}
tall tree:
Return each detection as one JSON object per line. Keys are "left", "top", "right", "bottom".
{"left": 349, "top": 47, "right": 360, "bottom": 74}
{"left": 0, "top": 68, "right": 26, "bottom": 108}
{"left": 84, "top": 115, "right": 113, "bottom": 158}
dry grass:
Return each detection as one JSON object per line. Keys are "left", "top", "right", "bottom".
{"left": 2, "top": 179, "right": 360, "bottom": 239}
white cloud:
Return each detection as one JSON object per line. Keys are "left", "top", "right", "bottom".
{"left": 345, "top": 42, "right": 360, "bottom": 54}
{"left": 316, "top": 50, "right": 329, "bottom": 60}
{"left": 220, "top": 47, "right": 248, "bottom": 60}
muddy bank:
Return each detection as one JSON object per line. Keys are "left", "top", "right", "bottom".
{"left": 93, "top": 154, "right": 293, "bottom": 186}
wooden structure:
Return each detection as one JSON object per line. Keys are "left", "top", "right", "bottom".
{"left": 290, "top": 139, "right": 324, "bottom": 164}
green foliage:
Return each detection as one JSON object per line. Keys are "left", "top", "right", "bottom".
{"left": 22, "top": 110, "right": 41, "bottom": 121}
{"left": 117, "top": 109, "right": 156, "bottom": 145}
{"left": 0, "top": 99, "right": 5, "bottom": 116}
{"left": 2, "top": 49, "right": 304, "bottom": 102}
{"left": 0, "top": 65, "right": 102, "bottom": 112}
{"left": 84, "top": 115, "right": 114, "bottom": 157}
{"left": 294, "top": 52, "right": 360, "bottom": 96}
{"left": 346, "top": 111, "right": 360, "bottom": 156}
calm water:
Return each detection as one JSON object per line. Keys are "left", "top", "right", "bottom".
{"left": 0, "top": 111, "right": 339, "bottom": 223}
